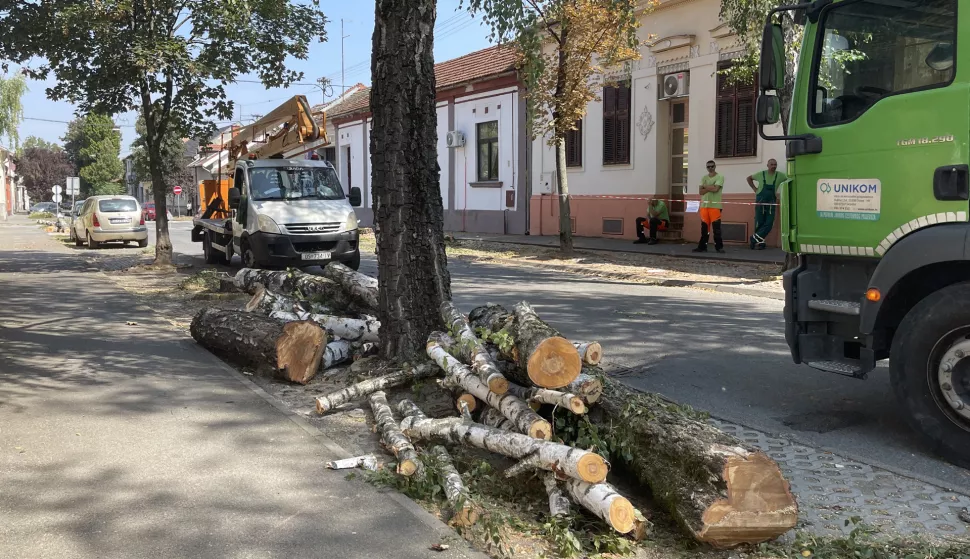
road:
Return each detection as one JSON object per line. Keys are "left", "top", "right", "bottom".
{"left": 153, "top": 221, "right": 970, "bottom": 492}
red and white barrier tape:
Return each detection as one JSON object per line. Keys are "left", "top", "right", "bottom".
{"left": 535, "top": 194, "right": 780, "bottom": 207}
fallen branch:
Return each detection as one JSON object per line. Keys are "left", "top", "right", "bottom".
{"left": 233, "top": 268, "right": 362, "bottom": 312}
{"left": 315, "top": 364, "right": 437, "bottom": 414}
{"left": 322, "top": 262, "right": 379, "bottom": 312}
{"left": 326, "top": 455, "right": 379, "bottom": 471}
{"left": 564, "top": 479, "right": 635, "bottom": 534}
{"left": 543, "top": 473, "right": 570, "bottom": 518}
{"left": 430, "top": 445, "right": 479, "bottom": 527}
{"left": 271, "top": 311, "right": 380, "bottom": 343}
{"left": 440, "top": 301, "right": 509, "bottom": 394}
{"left": 478, "top": 406, "right": 515, "bottom": 431}
{"left": 440, "top": 381, "right": 478, "bottom": 415}
{"left": 507, "top": 383, "right": 586, "bottom": 415}
{"left": 573, "top": 341, "right": 603, "bottom": 366}
{"left": 369, "top": 391, "right": 420, "bottom": 476}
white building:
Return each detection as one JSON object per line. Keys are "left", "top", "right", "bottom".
{"left": 530, "top": 0, "right": 786, "bottom": 246}
{"left": 330, "top": 45, "right": 528, "bottom": 234}
{"left": 0, "top": 145, "right": 15, "bottom": 219}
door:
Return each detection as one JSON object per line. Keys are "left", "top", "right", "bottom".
{"left": 669, "top": 100, "right": 689, "bottom": 233}
{"left": 233, "top": 166, "right": 249, "bottom": 246}
{"left": 788, "top": 0, "right": 967, "bottom": 255}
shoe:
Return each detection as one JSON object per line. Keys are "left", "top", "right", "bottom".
{"left": 716, "top": 248, "right": 726, "bottom": 254}
{"left": 692, "top": 247, "right": 707, "bottom": 253}
{"left": 647, "top": 239, "right": 658, "bottom": 245}
{"left": 757, "top": 244, "right": 767, "bottom": 250}
{"left": 749, "top": 236, "right": 757, "bottom": 250}
{"left": 633, "top": 238, "right": 648, "bottom": 244}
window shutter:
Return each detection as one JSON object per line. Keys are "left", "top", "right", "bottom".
{"left": 566, "top": 120, "right": 582, "bottom": 167}
{"left": 735, "top": 95, "right": 756, "bottom": 157}
{"left": 616, "top": 83, "right": 631, "bottom": 164}
{"left": 715, "top": 62, "right": 758, "bottom": 158}
{"left": 602, "top": 86, "right": 617, "bottom": 164}
{"left": 715, "top": 99, "right": 735, "bottom": 158}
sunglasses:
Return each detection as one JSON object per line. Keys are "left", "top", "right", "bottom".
{"left": 706, "top": 165, "right": 715, "bottom": 169}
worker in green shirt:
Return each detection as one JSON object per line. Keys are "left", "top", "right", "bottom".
{"left": 693, "top": 160, "right": 725, "bottom": 253}
{"left": 634, "top": 198, "right": 669, "bottom": 245}
{"left": 746, "top": 159, "right": 786, "bottom": 250}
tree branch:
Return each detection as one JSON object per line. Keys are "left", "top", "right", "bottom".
{"left": 524, "top": 0, "right": 561, "bottom": 44}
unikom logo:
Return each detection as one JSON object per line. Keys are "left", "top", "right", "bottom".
{"left": 818, "top": 182, "right": 879, "bottom": 194}
{"left": 819, "top": 182, "right": 832, "bottom": 193}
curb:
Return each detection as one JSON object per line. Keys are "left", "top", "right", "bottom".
{"left": 691, "top": 282, "right": 785, "bottom": 300}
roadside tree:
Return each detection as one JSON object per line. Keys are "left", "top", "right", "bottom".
{"left": 130, "top": 115, "right": 196, "bottom": 202}
{"left": 0, "top": 73, "right": 26, "bottom": 150}
{"left": 16, "top": 143, "right": 75, "bottom": 202}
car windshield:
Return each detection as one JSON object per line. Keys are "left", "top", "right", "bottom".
{"left": 248, "top": 166, "right": 344, "bottom": 201}
{"left": 99, "top": 199, "right": 138, "bottom": 212}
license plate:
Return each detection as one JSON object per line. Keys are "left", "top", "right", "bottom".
{"left": 109, "top": 217, "right": 131, "bottom": 224}
{"left": 301, "top": 251, "right": 331, "bottom": 261}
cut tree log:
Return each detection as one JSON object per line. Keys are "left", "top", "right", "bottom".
{"left": 322, "top": 262, "right": 380, "bottom": 313}
{"left": 478, "top": 406, "right": 516, "bottom": 431}
{"left": 439, "top": 381, "right": 478, "bottom": 414}
{"left": 592, "top": 376, "right": 797, "bottom": 548}
{"left": 322, "top": 339, "right": 355, "bottom": 370}
{"left": 542, "top": 473, "right": 570, "bottom": 518}
{"left": 403, "top": 416, "right": 609, "bottom": 484}
{"left": 564, "top": 479, "right": 635, "bottom": 534}
{"left": 507, "top": 383, "right": 586, "bottom": 415}
{"left": 573, "top": 341, "right": 603, "bottom": 366}
{"left": 428, "top": 332, "right": 551, "bottom": 440}
{"left": 368, "top": 391, "right": 420, "bottom": 476}
{"left": 429, "top": 445, "right": 479, "bottom": 527}
{"left": 233, "top": 268, "right": 365, "bottom": 313}
{"left": 190, "top": 308, "right": 326, "bottom": 384}
{"left": 326, "top": 455, "right": 379, "bottom": 471}
{"left": 315, "top": 364, "right": 437, "bottom": 413}
{"left": 271, "top": 311, "right": 380, "bottom": 343}
{"left": 566, "top": 371, "right": 604, "bottom": 405}
{"left": 245, "top": 285, "right": 301, "bottom": 315}
{"left": 440, "top": 301, "right": 509, "bottom": 394}
{"left": 468, "top": 302, "right": 581, "bottom": 389}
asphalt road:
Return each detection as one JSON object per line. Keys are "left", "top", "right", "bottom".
{"left": 153, "top": 222, "right": 970, "bottom": 493}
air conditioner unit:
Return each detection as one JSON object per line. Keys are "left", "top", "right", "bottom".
{"left": 660, "top": 72, "right": 689, "bottom": 99}
{"left": 446, "top": 131, "right": 466, "bottom": 148}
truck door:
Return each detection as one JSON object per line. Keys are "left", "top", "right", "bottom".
{"left": 789, "top": 0, "right": 967, "bottom": 256}
{"left": 233, "top": 166, "right": 248, "bottom": 248}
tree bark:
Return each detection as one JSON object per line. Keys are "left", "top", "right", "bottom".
{"left": 234, "top": 268, "right": 360, "bottom": 313}
{"left": 478, "top": 406, "right": 516, "bottom": 431}
{"left": 315, "top": 363, "right": 437, "bottom": 414}
{"left": 440, "top": 301, "right": 509, "bottom": 394}
{"left": 271, "top": 311, "right": 380, "bottom": 343}
{"left": 429, "top": 445, "right": 479, "bottom": 527}
{"left": 326, "top": 455, "right": 379, "bottom": 471}
{"left": 428, "top": 333, "right": 551, "bottom": 440}
{"left": 553, "top": 32, "right": 573, "bottom": 255}
{"left": 368, "top": 391, "right": 420, "bottom": 476}
{"left": 592, "top": 377, "right": 798, "bottom": 548}
{"left": 190, "top": 308, "right": 326, "bottom": 384}
{"left": 246, "top": 285, "right": 301, "bottom": 315}
{"left": 565, "top": 371, "right": 604, "bottom": 405}
{"left": 573, "top": 342, "right": 602, "bottom": 366}
{"left": 542, "top": 473, "right": 570, "bottom": 518}
{"left": 402, "top": 417, "right": 609, "bottom": 484}
{"left": 322, "top": 339, "right": 355, "bottom": 370}
{"left": 139, "top": 99, "right": 173, "bottom": 266}
{"left": 507, "top": 383, "right": 586, "bottom": 415}
{"left": 322, "top": 262, "right": 379, "bottom": 313}
{"left": 371, "top": 0, "right": 452, "bottom": 361}
{"left": 564, "top": 479, "right": 635, "bottom": 534}
{"left": 439, "top": 382, "right": 478, "bottom": 414}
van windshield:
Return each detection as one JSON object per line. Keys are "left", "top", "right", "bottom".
{"left": 248, "top": 166, "right": 345, "bottom": 201}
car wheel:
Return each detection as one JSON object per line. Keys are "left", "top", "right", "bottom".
{"left": 86, "top": 232, "right": 100, "bottom": 250}
{"left": 890, "top": 281, "right": 970, "bottom": 468}
{"left": 138, "top": 239, "right": 148, "bottom": 248}
{"left": 345, "top": 248, "right": 361, "bottom": 271}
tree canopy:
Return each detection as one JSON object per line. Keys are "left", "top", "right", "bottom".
{"left": 62, "top": 113, "right": 123, "bottom": 197}
{"left": 0, "top": 73, "right": 26, "bottom": 150}
{"left": 130, "top": 115, "right": 194, "bottom": 195}
{"left": 16, "top": 143, "right": 75, "bottom": 202}
{"left": 18, "top": 135, "right": 61, "bottom": 154}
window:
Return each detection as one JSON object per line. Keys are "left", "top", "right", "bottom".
{"left": 715, "top": 62, "right": 758, "bottom": 158}
{"left": 248, "top": 167, "right": 345, "bottom": 201}
{"left": 477, "top": 121, "right": 499, "bottom": 181}
{"left": 603, "top": 82, "right": 631, "bottom": 165}
{"left": 565, "top": 120, "right": 583, "bottom": 167}
{"left": 98, "top": 199, "right": 138, "bottom": 212}
{"left": 809, "top": 0, "right": 956, "bottom": 127}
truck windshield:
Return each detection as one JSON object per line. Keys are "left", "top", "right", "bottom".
{"left": 248, "top": 167, "right": 345, "bottom": 201}
{"left": 809, "top": 0, "right": 956, "bottom": 127}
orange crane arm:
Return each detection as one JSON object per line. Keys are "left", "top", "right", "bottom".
{"left": 228, "top": 95, "right": 325, "bottom": 162}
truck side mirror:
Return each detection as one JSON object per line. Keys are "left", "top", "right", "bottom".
{"left": 228, "top": 187, "right": 241, "bottom": 209}
{"left": 759, "top": 22, "right": 785, "bottom": 92}
{"left": 757, "top": 95, "right": 781, "bottom": 126}
{"left": 349, "top": 187, "right": 362, "bottom": 207}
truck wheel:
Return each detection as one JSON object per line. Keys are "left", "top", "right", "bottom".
{"left": 345, "top": 249, "right": 361, "bottom": 271}
{"left": 241, "top": 238, "right": 258, "bottom": 269}
{"left": 203, "top": 233, "right": 218, "bottom": 264}
{"left": 890, "top": 281, "right": 970, "bottom": 468}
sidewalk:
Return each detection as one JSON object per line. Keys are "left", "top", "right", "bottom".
{"left": 0, "top": 225, "right": 479, "bottom": 557}
{"left": 452, "top": 233, "right": 787, "bottom": 265}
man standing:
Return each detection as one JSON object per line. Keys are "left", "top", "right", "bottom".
{"left": 634, "top": 198, "right": 669, "bottom": 245}
{"left": 693, "top": 160, "right": 725, "bottom": 253}
{"left": 746, "top": 158, "right": 786, "bottom": 250}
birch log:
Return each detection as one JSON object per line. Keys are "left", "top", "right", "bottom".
{"left": 403, "top": 417, "right": 609, "bottom": 484}
{"left": 322, "top": 262, "right": 380, "bottom": 313}
{"left": 326, "top": 455, "right": 379, "bottom": 471}
{"left": 592, "top": 376, "right": 797, "bottom": 548}
{"left": 468, "top": 303, "right": 581, "bottom": 389}
{"left": 543, "top": 473, "right": 570, "bottom": 518}
{"left": 322, "top": 339, "right": 355, "bottom": 370}
{"left": 439, "top": 381, "right": 479, "bottom": 414}
{"left": 440, "top": 301, "right": 509, "bottom": 394}
{"left": 507, "top": 383, "right": 586, "bottom": 415}
{"left": 233, "top": 268, "right": 363, "bottom": 312}
{"left": 566, "top": 371, "right": 604, "bottom": 405}
{"left": 368, "top": 391, "right": 420, "bottom": 476}
{"left": 190, "top": 308, "right": 326, "bottom": 384}
{"left": 564, "top": 479, "right": 636, "bottom": 534}
{"left": 573, "top": 342, "right": 603, "bottom": 366}
{"left": 271, "top": 311, "right": 380, "bottom": 343}
{"left": 428, "top": 333, "right": 551, "bottom": 440}
{"left": 315, "top": 364, "right": 437, "bottom": 413}
{"left": 245, "top": 285, "right": 301, "bottom": 315}
{"left": 430, "top": 445, "right": 479, "bottom": 526}
{"left": 479, "top": 406, "right": 516, "bottom": 431}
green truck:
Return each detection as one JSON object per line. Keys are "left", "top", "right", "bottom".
{"left": 757, "top": 0, "right": 969, "bottom": 467}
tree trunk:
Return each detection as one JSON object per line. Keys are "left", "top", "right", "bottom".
{"left": 246, "top": 285, "right": 301, "bottom": 315}
{"left": 401, "top": 417, "right": 609, "bottom": 484}
{"left": 271, "top": 311, "right": 380, "bottom": 344}
{"left": 564, "top": 479, "right": 635, "bottom": 534}
{"left": 190, "top": 308, "right": 327, "bottom": 384}
{"left": 440, "top": 300, "right": 509, "bottom": 394}
{"left": 429, "top": 445, "right": 479, "bottom": 527}
{"left": 555, "top": 136, "right": 573, "bottom": 255}
{"left": 573, "top": 342, "right": 602, "bottom": 366}
{"left": 592, "top": 377, "right": 798, "bottom": 548}
{"left": 234, "top": 268, "right": 360, "bottom": 313}
{"left": 148, "top": 138, "right": 172, "bottom": 266}
{"left": 315, "top": 364, "right": 437, "bottom": 413}
{"left": 322, "top": 339, "right": 355, "bottom": 370}
{"left": 368, "top": 391, "right": 421, "bottom": 476}
{"left": 371, "top": 0, "right": 451, "bottom": 361}
{"left": 322, "top": 262, "right": 380, "bottom": 313}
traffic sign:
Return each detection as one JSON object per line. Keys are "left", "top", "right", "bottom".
{"left": 173, "top": 185, "right": 183, "bottom": 195}
{"left": 51, "top": 185, "right": 62, "bottom": 195}
{"left": 65, "top": 176, "right": 80, "bottom": 195}
{"left": 52, "top": 193, "right": 63, "bottom": 203}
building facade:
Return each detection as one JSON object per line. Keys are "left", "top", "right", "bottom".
{"left": 330, "top": 45, "right": 529, "bottom": 234}
{"left": 530, "top": 0, "right": 786, "bottom": 246}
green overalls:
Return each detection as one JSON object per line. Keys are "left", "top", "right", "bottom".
{"left": 752, "top": 171, "right": 779, "bottom": 248}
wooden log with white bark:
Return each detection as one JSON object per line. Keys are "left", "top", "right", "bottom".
{"left": 507, "top": 383, "right": 586, "bottom": 415}
{"left": 573, "top": 341, "right": 603, "bottom": 366}
{"left": 403, "top": 416, "right": 609, "bottom": 484}
{"left": 245, "top": 285, "right": 301, "bottom": 315}
{"left": 322, "top": 262, "right": 380, "bottom": 314}
{"left": 566, "top": 371, "right": 604, "bottom": 405}
{"left": 233, "top": 268, "right": 364, "bottom": 312}
{"left": 271, "top": 311, "right": 380, "bottom": 343}
{"left": 440, "top": 301, "right": 509, "bottom": 394}
{"left": 428, "top": 332, "right": 551, "bottom": 440}
{"left": 322, "top": 339, "right": 355, "bottom": 370}
{"left": 478, "top": 406, "right": 516, "bottom": 431}
{"left": 439, "top": 381, "right": 478, "bottom": 414}
{"left": 468, "top": 303, "right": 581, "bottom": 389}
{"left": 564, "top": 479, "right": 635, "bottom": 534}
{"left": 315, "top": 364, "right": 437, "bottom": 414}
{"left": 542, "top": 473, "right": 570, "bottom": 518}
{"left": 368, "top": 391, "right": 420, "bottom": 476}
{"left": 190, "top": 308, "right": 326, "bottom": 384}
{"left": 592, "top": 376, "right": 797, "bottom": 548}
{"left": 326, "top": 455, "right": 379, "bottom": 471}
{"left": 429, "top": 445, "right": 479, "bottom": 527}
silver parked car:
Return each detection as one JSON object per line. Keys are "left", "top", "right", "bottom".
{"left": 71, "top": 195, "right": 148, "bottom": 249}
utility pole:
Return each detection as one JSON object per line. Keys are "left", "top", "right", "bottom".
{"left": 341, "top": 19, "right": 351, "bottom": 96}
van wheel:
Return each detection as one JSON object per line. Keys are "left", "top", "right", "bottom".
{"left": 86, "top": 232, "right": 100, "bottom": 250}
{"left": 241, "top": 238, "right": 258, "bottom": 269}
{"left": 890, "top": 281, "right": 970, "bottom": 468}
{"left": 345, "top": 249, "right": 361, "bottom": 271}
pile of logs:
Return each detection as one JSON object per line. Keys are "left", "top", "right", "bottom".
{"left": 189, "top": 264, "right": 798, "bottom": 549}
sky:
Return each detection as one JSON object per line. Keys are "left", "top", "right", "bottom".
{"left": 16, "top": 0, "right": 494, "bottom": 156}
